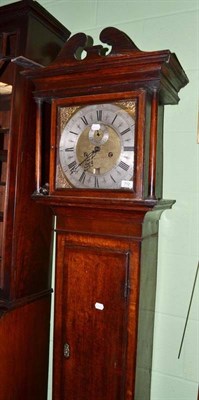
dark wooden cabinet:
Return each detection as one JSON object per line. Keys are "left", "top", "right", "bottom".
{"left": 0, "top": 1, "right": 70, "bottom": 399}
{"left": 26, "top": 28, "right": 188, "bottom": 399}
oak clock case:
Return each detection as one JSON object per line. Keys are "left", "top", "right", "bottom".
{"left": 56, "top": 100, "right": 136, "bottom": 190}
{"left": 26, "top": 27, "right": 188, "bottom": 400}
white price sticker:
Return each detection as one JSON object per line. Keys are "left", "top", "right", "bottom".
{"left": 121, "top": 180, "right": 133, "bottom": 189}
{"left": 95, "top": 302, "right": 104, "bottom": 311}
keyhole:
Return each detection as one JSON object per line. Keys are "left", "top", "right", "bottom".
{"left": 64, "top": 343, "right": 70, "bottom": 359}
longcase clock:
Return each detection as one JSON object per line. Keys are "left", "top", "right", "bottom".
{"left": 25, "top": 28, "right": 188, "bottom": 400}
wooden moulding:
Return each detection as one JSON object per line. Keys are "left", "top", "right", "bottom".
{"left": 24, "top": 27, "right": 189, "bottom": 106}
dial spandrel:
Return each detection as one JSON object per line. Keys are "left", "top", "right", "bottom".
{"left": 56, "top": 101, "right": 136, "bottom": 190}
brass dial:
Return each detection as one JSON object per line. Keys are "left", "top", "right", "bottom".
{"left": 57, "top": 102, "right": 136, "bottom": 190}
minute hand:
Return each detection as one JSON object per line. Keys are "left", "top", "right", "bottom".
{"left": 70, "top": 147, "right": 100, "bottom": 174}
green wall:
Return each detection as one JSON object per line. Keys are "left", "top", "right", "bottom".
{"left": 1, "top": 0, "right": 198, "bottom": 399}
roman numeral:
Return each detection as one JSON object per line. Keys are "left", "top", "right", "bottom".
{"left": 123, "top": 146, "right": 134, "bottom": 151}
{"left": 69, "top": 130, "right": 78, "bottom": 135}
{"left": 110, "top": 175, "right": 116, "bottom": 183}
{"left": 118, "top": 161, "right": 130, "bottom": 171}
{"left": 120, "top": 127, "right": 131, "bottom": 135}
{"left": 111, "top": 114, "right": 118, "bottom": 124}
{"left": 81, "top": 115, "right": 88, "bottom": 125}
{"left": 96, "top": 110, "right": 102, "bottom": 121}
{"left": 79, "top": 171, "right": 86, "bottom": 184}
{"left": 68, "top": 160, "right": 77, "bottom": 171}
{"left": 65, "top": 147, "right": 74, "bottom": 152}
{"left": 94, "top": 176, "right": 99, "bottom": 188}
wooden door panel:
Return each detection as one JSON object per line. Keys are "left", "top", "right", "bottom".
{"left": 56, "top": 245, "right": 130, "bottom": 400}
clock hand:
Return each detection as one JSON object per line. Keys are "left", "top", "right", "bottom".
{"left": 70, "top": 146, "right": 100, "bottom": 174}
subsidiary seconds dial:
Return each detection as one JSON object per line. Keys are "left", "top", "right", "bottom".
{"left": 58, "top": 102, "right": 136, "bottom": 190}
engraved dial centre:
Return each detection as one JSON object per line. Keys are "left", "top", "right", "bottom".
{"left": 76, "top": 124, "right": 121, "bottom": 175}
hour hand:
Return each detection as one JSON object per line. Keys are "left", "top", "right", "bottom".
{"left": 70, "top": 147, "right": 100, "bottom": 174}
